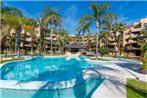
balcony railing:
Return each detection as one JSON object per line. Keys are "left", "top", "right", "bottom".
{"left": 131, "top": 34, "right": 138, "bottom": 38}
{"left": 126, "top": 46, "right": 140, "bottom": 50}
{"left": 109, "top": 43, "right": 116, "bottom": 45}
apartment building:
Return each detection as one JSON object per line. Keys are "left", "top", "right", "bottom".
{"left": 108, "top": 18, "right": 147, "bottom": 56}
{"left": 31, "top": 27, "right": 59, "bottom": 53}
{"left": 107, "top": 31, "right": 118, "bottom": 54}
{"left": 84, "top": 36, "right": 96, "bottom": 52}
{"left": 44, "top": 34, "right": 58, "bottom": 53}
{"left": 1, "top": 27, "right": 59, "bottom": 54}
{"left": 124, "top": 18, "right": 147, "bottom": 56}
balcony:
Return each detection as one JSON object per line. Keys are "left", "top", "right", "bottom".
{"left": 109, "top": 43, "right": 116, "bottom": 46}
{"left": 45, "top": 37, "right": 56, "bottom": 40}
{"left": 126, "top": 46, "right": 140, "bottom": 50}
{"left": 130, "top": 40, "right": 137, "bottom": 43}
{"left": 24, "top": 44, "right": 31, "bottom": 47}
{"left": 131, "top": 34, "right": 138, "bottom": 38}
{"left": 125, "top": 34, "right": 131, "bottom": 39}
{"left": 108, "top": 37, "right": 115, "bottom": 41}
{"left": 130, "top": 27, "right": 142, "bottom": 33}
{"left": 26, "top": 38, "right": 32, "bottom": 42}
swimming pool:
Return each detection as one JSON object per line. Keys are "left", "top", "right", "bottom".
{"left": 1, "top": 56, "right": 100, "bottom": 81}
{"left": 0, "top": 56, "right": 104, "bottom": 98}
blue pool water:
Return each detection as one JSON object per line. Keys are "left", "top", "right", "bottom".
{"left": 0, "top": 78, "right": 104, "bottom": 98}
{"left": 0, "top": 56, "right": 104, "bottom": 98}
{"left": 1, "top": 56, "right": 99, "bottom": 82}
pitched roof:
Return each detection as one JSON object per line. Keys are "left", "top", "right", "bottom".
{"left": 64, "top": 42, "right": 85, "bottom": 49}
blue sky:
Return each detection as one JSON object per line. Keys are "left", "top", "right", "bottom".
{"left": 3, "top": 1, "right": 147, "bottom": 35}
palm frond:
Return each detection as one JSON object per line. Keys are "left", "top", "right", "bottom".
{"left": 79, "top": 15, "right": 93, "bottom": 24}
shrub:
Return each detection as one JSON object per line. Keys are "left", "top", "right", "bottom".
{"left": 141, "top": 51, "right": 147, "bottom": 69}
{"left": 98, "top": 48, "right": 110, "bottom": 58}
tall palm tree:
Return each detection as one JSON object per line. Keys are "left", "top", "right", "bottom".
{"left": 77, "top": 20, "right": 91, "bottom": 43}
{"left": 118, "top": 23, "right": 127, "bottom": 55}
{"left": 24, "top": 19, "right": 38, "bottom": 55}
{"left": 86, "top": 32, "right": 93, "bottom": 53}
{"left": 112, "top": 23, "right": 119, "bottom": 54}
{"left": 137, "top": 29, "right": 147, "bottom": 57}
{"left": 37, "top": 18, "right": 49, "bottom": 54}
{"left": 99, "top": 31, "right": 110, "bottom": 48}
{"left": 1, "top": 6, "right": 37, "bottom": 58}
{"left": 79, "top": 2, "right": 117, "bottom": 59}
{"left": 41, "top": 6, "right": 62, "bottom": 55}
{"left": 112, "top": 22, "right": 127, "bottom": 55}
{"left": 137, "top": 28, "right": 147, "bottom": 69}
{"left": 57, "top": 29, "right": 69, "bottom": 54}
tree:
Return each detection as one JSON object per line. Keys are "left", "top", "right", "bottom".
{"left": 99, "top": 31, "right": 110, "bottom": 48}
{"left": 77, "top": 20, "right": 91, "bottom": 43}
{"left": 137, "top": 28, "right": 147, "bottom": 69}
{"left": 117, "top": 23, "right": 127, "bottom": 55}
{"left": 86, "top": 32, "right": 93, "bottom": 53}
{"left": 37, "top": 18, "right": 50, "bottom": 54}
{"left": 79, "top": 2, "right": 117, "bottom": 59}
{"left": 57, "top": 29, "right": 69, "bottom": 54}
{"left": 25, "top": 19, "right": 38, "bottom": 55}
{"left": 1, "top": 6, "right": 37, "bottom": 58}
{"left": 98, "top": 48, "right": 110, "bottom": 58}
{"left": 41, "top": 6, "right": 62, "bottom": 55}
{"left": 112, "top": 22, "right": 127, "bottom": 55}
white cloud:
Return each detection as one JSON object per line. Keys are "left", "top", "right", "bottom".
{"left": 118, "top": 14, "right": 128, "bottom": 23}
{"left": 62, "top": 5, "right": 78, "bottom": 34}
{"left": 3, "top": 2, "right": 34, "bottom": 18}
{"left": 19, "top": 8, "right": 34, "bottom": 18}
{"left": 64, "top": 5, "right": 77, "bottom": 16}
{"left": 125, "top": 19, "right": 141, "bottom": 25}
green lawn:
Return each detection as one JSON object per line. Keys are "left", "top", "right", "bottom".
{"left": 90, "top": 58, "right": 110, "bottom": 61}
{"left": 1, "top": 58, "right": 23, "bottom": 64}
{"left": 126, "top": 78, "right": 147, "bottom": 98}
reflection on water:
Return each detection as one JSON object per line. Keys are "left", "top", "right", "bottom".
{"left": 1, "top": 57, "right": 99, "bottom": 81}
{"left": 0, "top": 78, "right": 104, "bottom": 98}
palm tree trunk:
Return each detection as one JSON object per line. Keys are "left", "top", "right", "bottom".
{"left": 17, "top": 26, "right": 21, "bottom": 59}
{"left": 51, "top": 24, "right": 53, "bottom": 55}
{"left": 119, "top": 40, "right": 121, "bottom": 55}
{"left": 31, "top": 42, "right": 33, "bottom": 56}
{"left": 105, "top": 40, "right": 107, "bottom": 48}
{"left": 82, "top": 32, "right": 84, "bottom": 44}
{"left": 89, "top": 44, "right": 90, "bottom": 53}
{"left": 96, "top": 21, "right": 99, "bottom": 60}
{"left": 40, "top": 29, "right": 43, "bottom": 55}
{"left": 62, "top": 37, "right": 64, "bottom": 54}
{"left": 15, "top": 37, "right": 17, "bottom": 54}
{"left": 96, "top": 29, "right": 98, "bottom": 59}
{"left": 6, "top": 46, "right": 8, "bottom": 57}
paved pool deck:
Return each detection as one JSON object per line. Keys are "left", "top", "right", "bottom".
{"left": 88, "top": 63, "right": 147, "bottom": 98}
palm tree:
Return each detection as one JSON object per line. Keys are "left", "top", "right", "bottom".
{"left": 75, "top": 33, "right": 81, "bottom": 42}
{"left": 137, "top": 28, "right": 147, "bottom": 69}
{"left": 77, "top": 20, "right": 91, "bottom": 43}
{"left": 79, "top": 2, "right": 117, "bottom": 59}
{"left": 1, "top": 6, "right": 37, "bottom": 58}
{"left": 112, "top": 22, "right": 127, "bottom": 55}
{"left": 112, "top": 23, "right": 119, "bottom": 55}
{"left": 137, "top": 29, "right": 147, "bottom": 57}
{"left": 37, "top": 18, "right": 46, "bottom": 54}
{"left": 24, "top": 19, "right": 38, "bottom": 55}
{"left": 41, "top": 6, "right": 62, "bottom": 55}
{"left": 99, "top": 31, "right": 110, "bottom": 48}
{"left": 86, "top": 32, "right": 93, "bottom": 53}
{"left": 118, "top": 23, "right": 127, "bottom": 55}
{"left": 57, "top": 29, "right": 69, "bottom": 54}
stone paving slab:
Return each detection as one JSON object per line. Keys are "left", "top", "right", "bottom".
{"left": 90, "top": 62, "right": 147, "bottom": 98}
